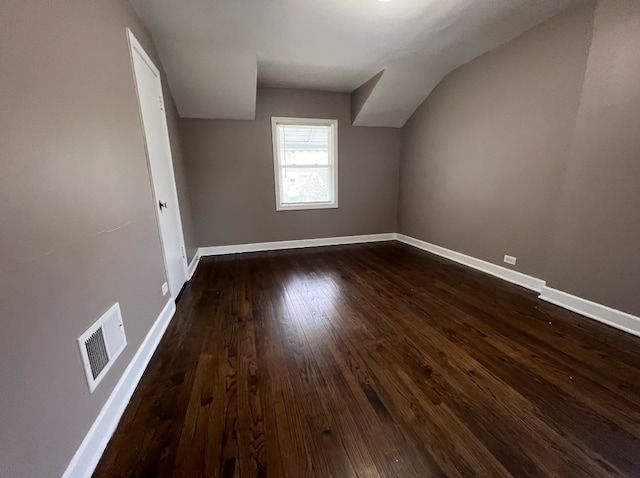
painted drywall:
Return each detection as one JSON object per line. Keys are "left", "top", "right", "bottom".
{"left": 0, "top": 1, "right": 193, "bottom": 476}
{"left": 398, "top": 3, "right": 595, "bottom": 280}
{"left": 180, "top": 88, "right": 401, "bottom": 247}
{"left": 351, "top": 70, "right": 384, "bottom": 124}
{"left": 398, "top": 0, "right": 640, "bottom": 318}
{"left": 131, "top": 0, "right": 583, "bottom": 127}
{"left": 544, "top": 0, "right": 640, "bottom": 316}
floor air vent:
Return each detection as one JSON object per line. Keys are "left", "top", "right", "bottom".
{"left": 77, "top": 303, "right": 127, "bottom": 392}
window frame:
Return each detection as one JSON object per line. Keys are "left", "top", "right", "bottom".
{"left": 271, "top": 116, "right": 339, "bottom": 211}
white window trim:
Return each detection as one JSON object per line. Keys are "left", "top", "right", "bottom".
{"left": 271, "top": 116, "right": 339, "bottom": 211}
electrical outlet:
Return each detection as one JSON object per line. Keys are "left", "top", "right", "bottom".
{"left": 504, "top": 255, "right": 517, "bottom": 266}
{"left": 162, "top": 282, "right": 169, "bottom": 296}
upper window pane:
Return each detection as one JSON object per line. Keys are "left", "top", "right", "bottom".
{"left": 272, "top": 117, "right": 338, "bottom": 211}
{"left": 278, "top": 126, "right": 330, "bottom": 166}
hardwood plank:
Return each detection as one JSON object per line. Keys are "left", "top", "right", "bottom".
{"left": 93, "top": 243, "right": 640, "bottom": 477}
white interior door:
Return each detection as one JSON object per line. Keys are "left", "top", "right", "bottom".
{"left": 127, "top": 30, "right": 188, "bottom": 299}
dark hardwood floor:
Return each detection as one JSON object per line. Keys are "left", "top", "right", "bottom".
{"left": 94, "top": 242, "right": 640, "bottom": 477}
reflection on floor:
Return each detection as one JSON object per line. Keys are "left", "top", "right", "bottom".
{"left": 95, "top": 242, "right": 640, "bottom": 477}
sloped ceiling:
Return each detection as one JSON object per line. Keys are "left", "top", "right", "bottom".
{"left": 130, "top": 0, "right": 585, "bottom": 126}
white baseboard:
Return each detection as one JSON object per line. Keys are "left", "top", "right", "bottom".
{"left": 57, "top": 233, "right": 639, "bottom": 478}
{"left": 187, "top": 249, "right": 201, "bottom": 281}
{"left": 199, "top": 233, "right": 396, "bottom": 256}
{"left": 396, "top": 234, "right": 546, "bottom": 293}
{"left": 62, "top": 299, "right": 177, "bottom": 478}
{"left": 397, "top": 233, "right": 640, "bottom": 338}
{"left": 539, "top": 287, "right": 640, "bottom": 338}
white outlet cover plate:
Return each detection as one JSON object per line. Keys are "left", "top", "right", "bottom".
{"left": 504, "top": 255, "right": 517, "bottom": 265}
{"left": 162, "top": 282, "right": 169, "bottom": 296}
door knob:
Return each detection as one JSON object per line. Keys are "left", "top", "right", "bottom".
{"left": 159, "top": 200, "right": 168, "bottom": 211}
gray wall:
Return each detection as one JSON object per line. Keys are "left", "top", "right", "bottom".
{"left": 545, "top": 0, "right": 640, "bottom": 315}
{"left": 398, "top": 0, "right": 640, "bottom": 316}
{"left": 181, "top": 88, "right": 401, "bottom": 247}
{"left": 0, "top": 1, "right": 194, "bottom": 476}
{"left": 398, "top": 3, "right": 594, "bottom": 280}
{"left": 2, "top": 0, "right": 638, "bottom": 475}
{"left": 351, "top": 71, "right": 384, "bottom": 124}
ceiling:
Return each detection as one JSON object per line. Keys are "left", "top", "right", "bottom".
{"left": 130, "top": 0, "right": 584, "bottom": 127}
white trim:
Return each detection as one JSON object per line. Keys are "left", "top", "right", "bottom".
{"left": 539, "top": 287, "right": 640, "bottom": 338}
{"left": 396, "top": 234, "right": 546, "bottom": 292}
{"left": 59, "top": 233, "right": 640, "bottom": 478}
{"left": 275, "top": 201, "right": 339, "bottom": 211}
{"left": 271, "top": 117, "right": 339, "bottom": 211}
{"left": 187, "top": 249, "right": 201, "bottom": 281}
{"left": 62, "top": 299, "right": 177, "bottom": 478}
{"left": 199, "top": 233, "right": 396, "bottom": 256}
{"left": 397, "top": 233, "right": 640, "bottom": 338}
{"left": 57, "top": 229, "right": 640, "bottom": 478}
{"left": 126, "top": 28, "right": 159, "bottom": 76}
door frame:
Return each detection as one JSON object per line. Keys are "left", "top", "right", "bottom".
{"left": 126, "top": 28, "right": 188, "bottom": 297}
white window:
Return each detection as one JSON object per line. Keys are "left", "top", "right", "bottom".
{"left": 271, "top": 117, "right": 338, "bottom": 211}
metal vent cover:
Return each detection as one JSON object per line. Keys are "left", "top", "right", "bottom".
{"left": 84, "top": 328, "right": 110, "bottom": 379}
{"left": 77, "top": 303, "right": 127, "bottom": 392}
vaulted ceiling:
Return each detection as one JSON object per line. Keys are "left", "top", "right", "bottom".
{"left": 130, "top": 0, "right": 584, "bottom": 127}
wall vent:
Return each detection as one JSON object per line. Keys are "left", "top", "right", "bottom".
{"left": 77, "top": 303, "right": 127, "bottom": 393}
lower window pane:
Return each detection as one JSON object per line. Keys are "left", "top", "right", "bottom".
{"left": 280, "top": 167, "right": 332, "bottom": 204}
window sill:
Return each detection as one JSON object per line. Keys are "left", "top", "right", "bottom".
{"left": 276, "top": 202, "right": 339, "bottom": 211}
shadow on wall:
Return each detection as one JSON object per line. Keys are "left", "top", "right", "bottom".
{"left": 397, "top": 0, "right": 640, "bottom": 318}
